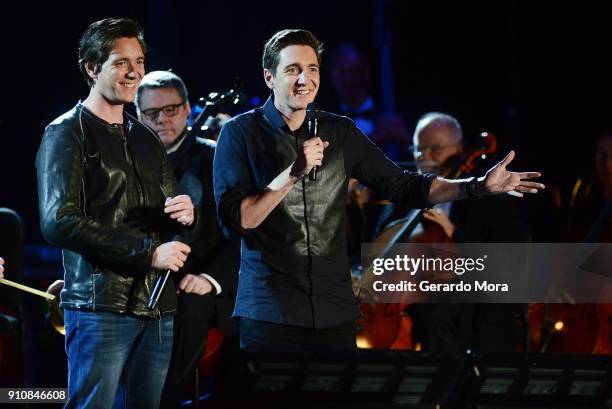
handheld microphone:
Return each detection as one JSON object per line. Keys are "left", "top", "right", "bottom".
{"left": 306, "top": 103, "right": 319, "bottom": 181}
{"left": 147, "top": 269, "right": 172, "bottom": 310}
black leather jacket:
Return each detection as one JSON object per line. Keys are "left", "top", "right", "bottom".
{"left": 36, "top": 103, "right": 195, "bottom": 317}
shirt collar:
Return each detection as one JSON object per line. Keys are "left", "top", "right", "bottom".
{"left": 262, "top": 94, "right": 287, "bottom": 130}
{"left": 166, "top": 128, "right": 189, "bottom": 154}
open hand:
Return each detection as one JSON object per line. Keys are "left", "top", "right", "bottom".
{"left": 483, "top": 151, "right": 545, "bottom": 197}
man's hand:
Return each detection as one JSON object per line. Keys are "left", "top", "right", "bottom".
{"left": 164, "top": 195, "right": 195, "bottom": 226}
{"left": 291, "top": 137, "right": 330, "bottom": 178}
{"left": 177, "top": 274, "right": 213, "bottom": 295}
{"left": 0, "top": 256, "right": 4, "bottom": 279}
{"left": 482, "top": 150, "right": 545, "bottom": 197}
{"left": 422, "top": 208, "right": 456, "bottom": 238}
{"left": 152, "top": 241, "right": 191, "bottom": 272}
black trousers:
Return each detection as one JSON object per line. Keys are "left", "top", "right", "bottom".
{"left": 409, "top": 303, "right": 524, "bottom": 353}
{"left": 160, "top": 293, "right": 231, "bottom": 408}
{"left": 239, "top": 318, "right": 357, "bottom": 350}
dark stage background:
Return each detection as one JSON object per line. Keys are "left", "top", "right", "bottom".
{"left": 1, "top": 0, "right": 612, "bottom": 394}
{"left": 3, "top": 1, "right": 612, "bottom": 243}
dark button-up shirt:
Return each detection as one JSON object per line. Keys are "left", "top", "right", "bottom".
{"left": 213, "top": 96, "right": 434, "bottom": 329}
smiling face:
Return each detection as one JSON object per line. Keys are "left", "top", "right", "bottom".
{"left": 264, "top": 45, "right": 320, "bottom": 116}
{"left": 89, "top": 37, "right": 145, "bottom": 105}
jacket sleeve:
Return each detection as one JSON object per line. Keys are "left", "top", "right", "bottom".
{"left": 36, "top": 123, "right": 157, "bottom": 272}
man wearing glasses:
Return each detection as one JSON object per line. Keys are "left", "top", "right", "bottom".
{"left": 388, "top": 112, "right": 529, "bottom": 353}
{"left": 136, "top": 70, "right": 240, "bottom": 406}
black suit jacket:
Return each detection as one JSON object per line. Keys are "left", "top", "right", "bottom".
{"left": 169, "top": 133, "right": 240, "bottom": 294}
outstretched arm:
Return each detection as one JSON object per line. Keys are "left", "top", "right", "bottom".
{"left": 428, "top": 150, "right": 544, "bottom": 204}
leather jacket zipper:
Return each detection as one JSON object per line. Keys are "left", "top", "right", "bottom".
{"left": 121, "top": 123, "right": 158, "bottom": 316}
{"left": 120, "top": 125, "right": 147, "bottom": 208}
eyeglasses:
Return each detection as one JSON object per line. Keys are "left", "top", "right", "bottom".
{"left": 140, "top": 101, "right": 185, "bottom": 121}
{"left": 412, "top": 144, "right": 459, "bottom": 156}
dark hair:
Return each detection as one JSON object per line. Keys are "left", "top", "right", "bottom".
{"left": 135, "top": 71, "right": 189, "bottom": 111}
{"left": 78, "top": 17, "right": 146, "bottom": 87}
{"left": 262, "top": 29, "right": 323, "bottom": 75}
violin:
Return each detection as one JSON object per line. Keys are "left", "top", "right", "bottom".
{"left": 355, "top": 132, "right": 497, "bottom": 350}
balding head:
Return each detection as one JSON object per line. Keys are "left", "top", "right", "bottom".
{"left": 413, "top": 112, "right": 463, "bottom": 174}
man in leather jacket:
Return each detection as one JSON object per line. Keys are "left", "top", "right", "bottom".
{"left": 135, "top": 70, "right": 240, "bottom": 407}
{"left": 213, "top": 29, "right": 544, "bottom": 351}
{"left": 36, "top": 18, "right": 196, "bottom": 409}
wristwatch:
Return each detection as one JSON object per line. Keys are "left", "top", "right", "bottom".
{"left": 465, "top": 177, "right": 482, "bottom": 199}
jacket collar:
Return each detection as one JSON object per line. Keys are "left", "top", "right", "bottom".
{"left": 77, "top": 101, "right": 132, "bottom": 133}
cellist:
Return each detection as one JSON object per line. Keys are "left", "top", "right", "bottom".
{"left": 393, "top": 112, "right": 531, "bottom": 353}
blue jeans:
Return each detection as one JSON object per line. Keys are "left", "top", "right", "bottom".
{"left": 64, "top": 309, "right": 173, "bottom": 409}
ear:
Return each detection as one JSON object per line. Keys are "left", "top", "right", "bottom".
{"left": 184, "top": 101, "right": 192, "bottom": 118}
{"left": 85, "top": 62, "right": 98, "bottom": 82}
{"left": 263, "top": 68, "right": 274, "bottom": 90}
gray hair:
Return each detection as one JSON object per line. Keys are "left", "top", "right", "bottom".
{"left": 413, "top": 112, "right": 463, "bottom": 146}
